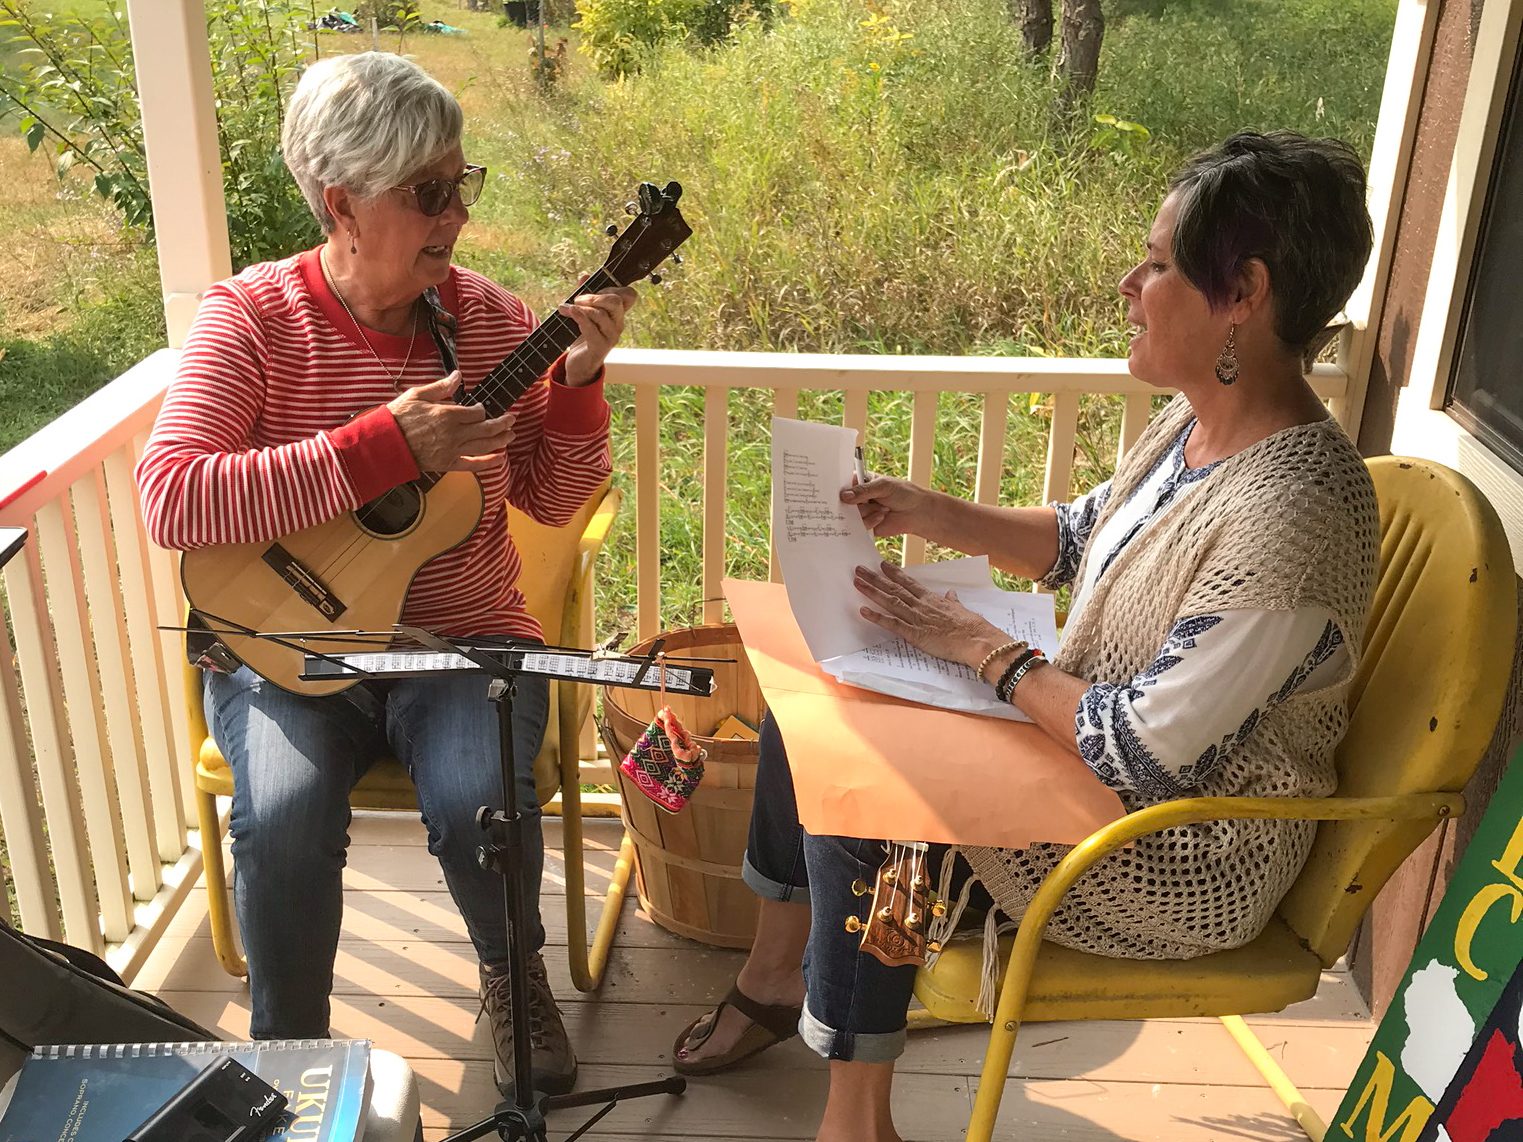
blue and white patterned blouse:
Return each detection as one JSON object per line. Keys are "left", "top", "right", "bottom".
{"left": 1044, "top": 420, "right": 1350, "bottom": 797}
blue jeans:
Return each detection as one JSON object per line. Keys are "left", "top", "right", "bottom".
{"left": 206, "top": 665, "right": 549, "bottom": 1039}
{"left": 742, "top": 713, "right": 955, "bottom": 1064}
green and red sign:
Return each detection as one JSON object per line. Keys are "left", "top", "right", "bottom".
{"left": 1333, "top": 749, "right": 1523, "bottom": 1142}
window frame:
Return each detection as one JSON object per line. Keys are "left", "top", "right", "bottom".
{"left": 1391, "top": 0, "right": 1523, "bottom": 566}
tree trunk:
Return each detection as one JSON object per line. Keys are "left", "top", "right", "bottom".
{"left": 1057, "top": 0, "right": 1104, "bottom": 105}
{"left": 1008, "top": 0, "right": 1053, "bottom": 56}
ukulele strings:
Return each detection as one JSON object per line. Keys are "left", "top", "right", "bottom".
{"left": 309, "top": 217, "right": 661, "bottom": 590}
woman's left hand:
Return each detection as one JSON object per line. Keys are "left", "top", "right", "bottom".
{"left": 560, "top": 280, "right": 638, "bottom": 387}
{"left": 854, "top": 561, "right": 1010, "bottom": 670}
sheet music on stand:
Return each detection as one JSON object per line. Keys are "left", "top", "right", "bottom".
{"left": 300, "top": 643, "right": 714, "bottom": 697}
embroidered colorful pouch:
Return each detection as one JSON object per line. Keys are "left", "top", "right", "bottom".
{"left": 619, "top": 705, "right": 706, "bottom": 813}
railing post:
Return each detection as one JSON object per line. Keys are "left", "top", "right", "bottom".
{"left": 1335, "top": 0, "right": 1440, "bottom": 440}
{"left": 702, "top": 387, "right": 729, "bottom": 626}
{"left": 125, "top": 0, "right": 232, "bottom": 348}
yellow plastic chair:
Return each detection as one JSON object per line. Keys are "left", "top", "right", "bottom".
{"left": 913, "top": 456, "right": 1518, "bottom": 1142}
{"left": 190, "top": 483, "right": 631, "bottom": 993}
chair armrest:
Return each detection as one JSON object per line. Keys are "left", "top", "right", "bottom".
{"left": 1059, "top": 792, "right": 1463, "bottom": 883}
{"left": 987, "top": 791, "right": 1463, "bottom": 1031}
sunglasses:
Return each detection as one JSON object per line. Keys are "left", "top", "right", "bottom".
{"left": 393, "top": 164, "right": 487, "bottom": 217}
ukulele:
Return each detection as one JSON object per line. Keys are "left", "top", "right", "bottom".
{"left": 181, "top": 181, "right": 691, "bottom": 696}
{"left": 847, "top": 840, "right": 946, "bottom": 968}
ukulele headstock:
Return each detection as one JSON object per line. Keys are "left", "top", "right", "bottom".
{"left": 601, "top": 181, "right": 691, "bottom": 287}
{"left": 846, "top": 841, "right": 945, "bottom": 969}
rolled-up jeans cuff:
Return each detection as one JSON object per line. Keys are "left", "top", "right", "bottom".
{"left": 741, "top": 855, "right": 807, "bottom": 903}
{"left": 798, "top": 1001, "right": 906, "bottom": 1063}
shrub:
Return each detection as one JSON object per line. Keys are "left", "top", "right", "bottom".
{"left": 0, "top": 0, "right": 319, "bottom": 269}
{"left": 354, "top": 1, "right": 423, "bottom": 31}
{"left": 574, "top": 0, "right": 772, "bottom": 78}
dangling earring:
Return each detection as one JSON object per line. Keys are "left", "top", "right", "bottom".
{"left": 348, "top": 229, "right": 357, "bottom": 256}
{"left": 1215, "top": 324, "right": 1240, "bottom": 386}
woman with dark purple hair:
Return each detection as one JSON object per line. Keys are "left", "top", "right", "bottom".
{"left": 677, "top": 131, "right": 1380, "bottom": 1142}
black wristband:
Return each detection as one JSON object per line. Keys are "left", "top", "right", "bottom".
{"left": 995, "top": 648, "right": 1040, "bottom": 704}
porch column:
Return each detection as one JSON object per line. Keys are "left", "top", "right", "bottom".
{"left": 125, "top": 0, "right": 231, "bottom": 348}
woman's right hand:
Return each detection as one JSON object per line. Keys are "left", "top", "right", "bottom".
{"left": 387, "top": 372, "right": 516, "bottom": 473}
{"left": 840, "top": 475, "right": 939, "bottom": 538}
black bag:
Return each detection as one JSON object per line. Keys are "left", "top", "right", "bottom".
{"left": 0, "top": 916, "right": 218, "bottom": 1085}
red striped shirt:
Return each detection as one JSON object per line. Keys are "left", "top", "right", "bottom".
{"left": 137, "top": 247, "right": 612, "bottom": 641}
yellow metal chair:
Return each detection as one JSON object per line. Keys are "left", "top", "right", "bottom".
{"left": 190, "top": 483, "right": 632, "bottom": 993}
{"left": 914, "top": 456, "right": 1518, "bottom": 1142}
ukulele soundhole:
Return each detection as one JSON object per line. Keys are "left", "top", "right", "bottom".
{"left": 355, "top": 484, "right": 423, "bottom": 537}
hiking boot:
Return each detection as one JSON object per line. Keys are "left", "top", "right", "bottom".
{"left": 478, "top": 953, "right": 578, "bottom": 1097}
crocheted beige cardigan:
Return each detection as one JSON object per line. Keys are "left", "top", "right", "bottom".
{"left": 952, "top": 395, "right": 1379, "bottom": 977}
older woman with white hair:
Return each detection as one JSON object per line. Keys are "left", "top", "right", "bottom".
{"left": 137, "top": 52, "right": 635, "bottom": 1097}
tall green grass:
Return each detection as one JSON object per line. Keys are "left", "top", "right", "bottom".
{"left": 461, "top": 0, "right": 1392, "bottom": 359}
{"left": 446, "top": 0, "right": 1394, "bottom": 628}
{"left": 0, "top": 0, "right": 1396, "bottom": 632}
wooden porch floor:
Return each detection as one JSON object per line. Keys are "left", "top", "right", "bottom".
{"left": 134, "top": 813, "right": 1376, "bottom": 1141}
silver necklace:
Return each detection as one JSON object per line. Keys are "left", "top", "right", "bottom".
{"left": 320, "top": 248, "right": 419, "bottom": 387}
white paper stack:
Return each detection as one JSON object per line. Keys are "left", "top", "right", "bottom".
{"left": 770, "top": 417, "right": 1059, "bottom": 721}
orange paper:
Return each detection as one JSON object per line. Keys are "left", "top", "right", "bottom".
{"left": 724, "top": 578, "right": 1123, "bottom": 849}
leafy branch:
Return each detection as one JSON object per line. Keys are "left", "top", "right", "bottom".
{"left": 0, "top": 0, "right": 318, "bottom": 267}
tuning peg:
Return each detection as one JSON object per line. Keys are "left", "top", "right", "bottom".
{"left": 851, "top": 879, "right": 870, "bottom": 897}
{"left": 671, "top": 254, "right": 683, "bottom": 266}
{"left": 905, "top": 913, "right": 922, "bottom": 931}
{"left": 649, "top": 273, "right": 662, "bottom": 286}
{"left": 928, "top": 940, "right": 943, "bottom": 955}
{"left": 883, "top": 869, "right": 897, "bottom": 884}
{"left": 931, "top": 900, "right": 948, "bottom": 918}
{"left": 603, "top": 224, "right": 618, "bottom": 237}
{"left": 911, "top": 875, "right": 926, "bottom": 889}
{"left": 877, "top": 907, "right": 894, "bottom": 922}
{"left": 844, "top": 916, "right": 863, "bottom": 934}
{"left": 625, "top": 200, "right": 639, "bottom": 216}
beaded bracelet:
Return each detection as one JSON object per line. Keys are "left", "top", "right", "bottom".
{"left": 975, "top": 640, "right": 1027, "bottom": 684}
{"left": 995, "top": 648, "right": 1046, "bottom": 704}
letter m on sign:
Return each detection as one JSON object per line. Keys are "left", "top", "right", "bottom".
{"left": 1335, "top": 1053, "right": 1434, "bottom": 1142}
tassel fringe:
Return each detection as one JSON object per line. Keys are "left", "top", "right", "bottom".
{"left": 923, "top": 847, "right": 1016, "bottom": 1022}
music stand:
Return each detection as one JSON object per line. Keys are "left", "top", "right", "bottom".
{"left": 0, "top": 527, "right": 26, "bottom": 571}
{"left": 295, "top": 626, "right": 712, "bottom": 1142}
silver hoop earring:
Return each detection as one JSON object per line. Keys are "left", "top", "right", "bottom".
{"left": 1215, "top": 324, "right": 1240, "bottom": 386}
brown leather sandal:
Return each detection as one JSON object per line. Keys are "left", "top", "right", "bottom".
{"left": 672, "top": 984, "right": 803, "bottom": 1076}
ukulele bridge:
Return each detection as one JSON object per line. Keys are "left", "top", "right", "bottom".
{"left": 261, "top": 542, "right": 346, "bottom": 620}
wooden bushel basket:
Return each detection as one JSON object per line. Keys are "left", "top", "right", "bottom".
{"left": 601, "top": 624, "right": 764, "bottom": 949}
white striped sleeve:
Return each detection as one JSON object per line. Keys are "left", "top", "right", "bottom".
{"left": 136, "top": 283, "right": 368, "bottom": 549}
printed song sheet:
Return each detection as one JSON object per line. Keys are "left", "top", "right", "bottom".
{"left": 821, "top": 587, "right": 1059, "bottom": 722}
{"left": 770, "top": 417, "right": 1059, "bottom": 720}
{"left": 770, "top": 417, "right": 885, "bottom": 659}
{"left": 306, "top": 649, "right": 706, "bottom": 692}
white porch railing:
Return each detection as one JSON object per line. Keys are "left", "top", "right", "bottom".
{"left": 0, "top": 350, "right": 197, "bottom": 982}
{"left": 0, "top": 348, "right": 1350, "bottom": 982}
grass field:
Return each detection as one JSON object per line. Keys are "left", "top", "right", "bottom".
{"left": 0, "top": 0, "right": 1397, "bottom": 628}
